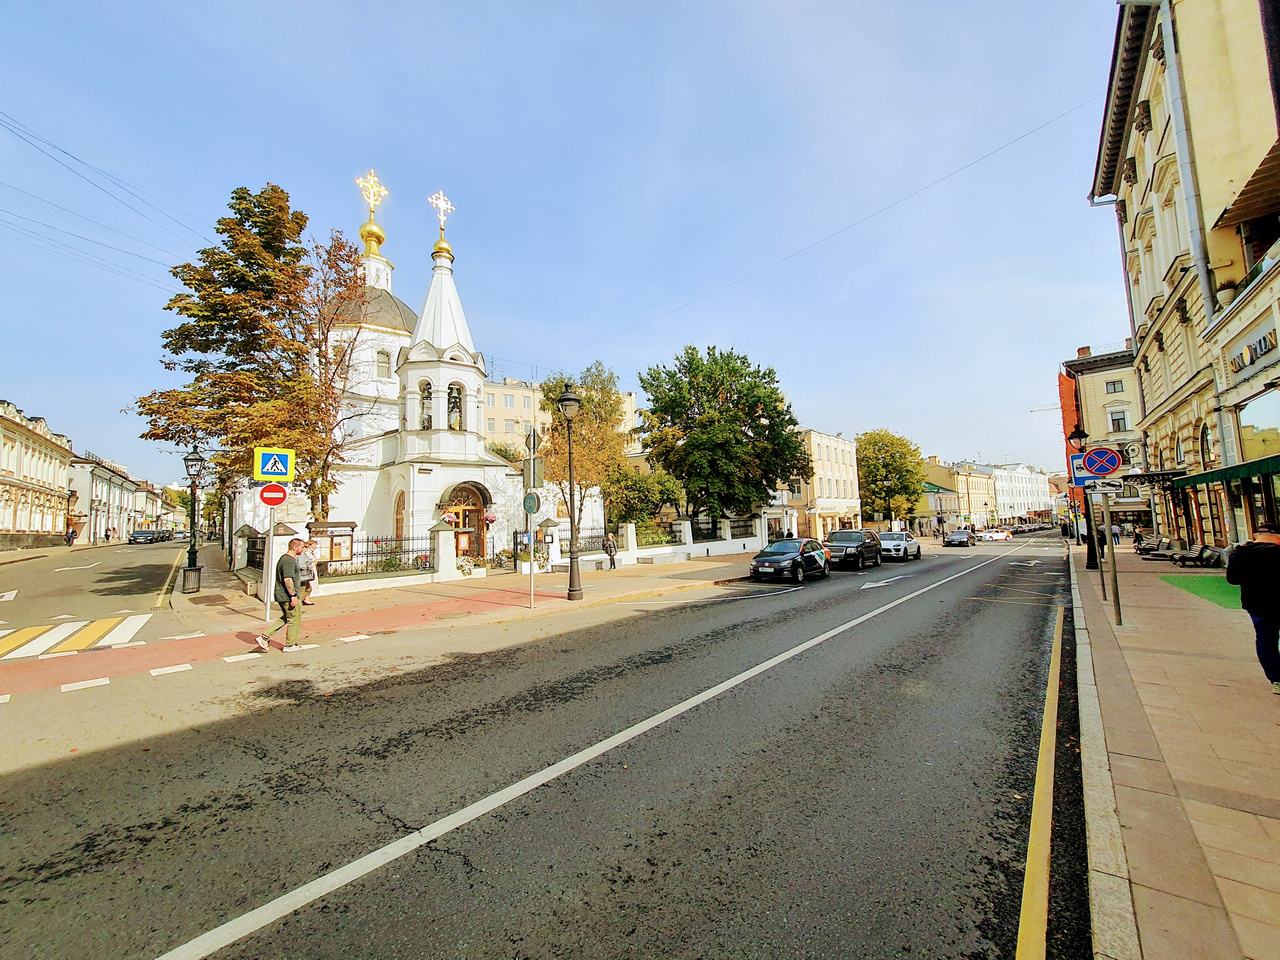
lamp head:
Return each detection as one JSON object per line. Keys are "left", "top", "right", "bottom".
{"left": 183, "top": 447, "right": 205, "bottom": 480}
{"left": 556, "top": 387, "right": 581, "bottom": 420}
{"left": 1067, "top": 424, "right": 1089, "bottom": 452}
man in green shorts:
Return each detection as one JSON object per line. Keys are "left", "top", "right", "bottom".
{"left": 256, "top": 538, "right": 306, "bottom": 651}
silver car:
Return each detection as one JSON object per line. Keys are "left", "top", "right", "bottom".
{"left": 878, "top": 531, "right": 921, "bottom": 561}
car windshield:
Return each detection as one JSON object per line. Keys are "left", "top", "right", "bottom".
{"left": 826, "top": 531, "right": 862, "bottom": 543}
{"left": 760, "top": 540, "right": 802, "bottom": 556}
{"left": 949, "top": 531, "right": 967, "bottom": 537}
{"left": 879, "top": 533, "right": 906, "bottom": 541}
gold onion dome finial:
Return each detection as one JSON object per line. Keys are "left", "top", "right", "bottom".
{"left": 356, "top": 170, "right": 389, "bottom": 257}
{"left": 428, "top": 190, "right": 455, "bottom": 260}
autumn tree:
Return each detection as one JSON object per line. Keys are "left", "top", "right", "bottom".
{"left": 136, "top": 184, "right": 367, "bottom": 518}
{"left": 603, "top": 466, "right": 683, "bottom": 524}
{"left": 638, "top": 345, "right": 811, "bottom": 519}
{"left": 855, "top": 429, "right": 926, "bottom": 523}
{"left": 538, "top": 361, "right": 628, "bottom": 536}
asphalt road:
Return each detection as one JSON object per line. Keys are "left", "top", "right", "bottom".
{"left": 1, "top": 537, "right": 1071, "bottom": 959}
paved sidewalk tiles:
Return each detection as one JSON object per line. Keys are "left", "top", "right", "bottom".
{"left": 1073, "top": 543, "right": 1280, "bottom": 959}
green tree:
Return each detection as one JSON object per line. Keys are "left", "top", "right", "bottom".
{"left": 538, "top": 361, "right": 628, "bottom": 535}
{"left": 136, "top": 185, "right": 367, "bottom": 518}
{"left": 486, "top": 440, "right": 525, "bottom": 464}
{"left": 603, "top": 466, "right": 683, "bottom": 524}
{"left": 638, "top": 345, "right": 810, "bottom": 519}
{"left": 855, "top": 429, "right": 926, "bottom": 523}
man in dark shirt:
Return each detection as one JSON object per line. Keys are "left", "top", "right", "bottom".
{"left": 1226, "top": 522, "right": 1280, "bottom": 695}
{"left": 256, "top": 538, "right": 306, "bottom": 652}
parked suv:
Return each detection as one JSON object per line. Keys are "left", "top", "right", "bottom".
{"left": 823, "top": 529, "right": 882, "bottom": 569}
{"left": 128, "top": 529, "right": 162, "bottom": 544}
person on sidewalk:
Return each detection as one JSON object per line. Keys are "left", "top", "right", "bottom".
{"left": 604, "top": 532, "right": 618, "bottom": 570}
{"left": 1225, "top": 522, "right": 1280, "bottom": 695}
{"left": 255, "top": 538, "right": 306, "bottom": 652}
{"left": 1111, "top": 523, "right": 1121, "bottom": 545}
{"left": 298, "top": 540, "right": 318, "bottom": 605}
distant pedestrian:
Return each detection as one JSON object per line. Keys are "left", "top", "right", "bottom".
{"left": 1226, "top": 522, "right": 1280, "bottom": 695}
{"left": 65, "top": 528, "right": 77, "bottom": 546}
{"left": 298, "top": 540, "right": 318, "bottom": 605}
{"left": 1111, "top": 523, "right": 1121, "bottom": 545}
{"left": 604, "top": 532, "right": 618, "bottom": 570}
{"left": 256, "top": 538, "right": 306, "bottom": 652}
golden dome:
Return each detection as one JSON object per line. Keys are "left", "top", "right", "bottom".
{"left": 359, "top": 217, "right": 386, "bottom": 257}
{"left": 433, "top": 230, "right": 453, "bottom": 260}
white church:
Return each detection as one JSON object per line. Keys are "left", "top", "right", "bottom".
{"left": 231, "top": 174, "right": 599, "bottom": 579}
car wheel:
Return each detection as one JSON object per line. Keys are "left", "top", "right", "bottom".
{"left": 793, "top": 562, "right": 805, "bottom": 583}
{"left": 855, "top": 553, "right": 864, "bottom": 571}
{"left": 873, "top": 551, "right": 882, "bottom": 567}
{"left": 821, "top": 560, "right": 830, "bottom": 578}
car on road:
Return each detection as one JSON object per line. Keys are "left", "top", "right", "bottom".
{"left": 878, "top": 531, "right": 921, "bottom": 561}
{"left": 127, "top": 529, "right": 163, "bottom": 544}
{"left": 977, "top": 528, "right": 1013, "bottom": 542}
{"left": 822, "top": 529, "right": 882, "bottom": 569}
{"left": 750, "top": 538, "right": 830, "bottom": 582}
{"left": 944, "top": 529, "right": 976, "bottom": 547}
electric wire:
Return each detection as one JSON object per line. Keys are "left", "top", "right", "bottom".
{"left": 0, "top": 208, "right": 175, "bottom": 266}
{"left": 0, "top": 221, "right": 179, "bottom": 293}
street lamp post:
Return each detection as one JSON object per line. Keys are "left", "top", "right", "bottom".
{"left": 182, "top": 447, "right": 205, "bottom": 593}
{"left": 556, "top": 387, "right": 583, "bottom": 601}
{"left": 1068, "top": 425, "right": 1101, "bottom": 570}
{"left": 881, "top": 479, "right": 894, "bottom": 531}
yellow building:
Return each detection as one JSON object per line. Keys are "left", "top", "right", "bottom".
{"left": 1091, "top": 1, "right": 1280, "bottom": 544}
{"left": 0, "top": 400, "right": 73, "bottom": 549}
{"left": 482, "top": 378, "right": 639, "bottom": 456}
{"left": 922, "top": 457, "right": 995, "bottom": 529}
{"left": 792, "top": 429, "right": 860, "bottom": 539}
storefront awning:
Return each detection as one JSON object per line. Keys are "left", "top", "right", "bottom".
{"left": 1172, "top": 453, "right": 1280, "bottom": 489}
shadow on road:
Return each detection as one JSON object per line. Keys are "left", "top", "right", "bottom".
{"left": 87, "top": 563, "right": 172, "bottom": 597}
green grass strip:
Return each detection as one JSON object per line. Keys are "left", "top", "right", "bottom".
{"left": 1159, "top": 574, "right": 1241, "bottom": 610}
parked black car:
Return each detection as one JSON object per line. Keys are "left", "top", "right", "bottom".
{"left": 822, "top": 529, "right": 882, "bottom": 569}
{"left": 127, "top": 529, "right": 162, "bottom": 544}
{"left": 944, "top": 529, "right": 976, "bottom": 547}
{"left": 750, "top": 538, "right": 830, "bottom": 582}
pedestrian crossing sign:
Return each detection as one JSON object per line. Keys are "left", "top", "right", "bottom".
{"left": 253, "top": 447, "right": 295, "bottom": 482}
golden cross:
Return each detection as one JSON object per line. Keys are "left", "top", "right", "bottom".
{"left": 356, "top": 170, "right": 389, "bottom": 211}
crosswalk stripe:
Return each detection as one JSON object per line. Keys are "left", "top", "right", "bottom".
{"left": 0, "top": 626, "right": 52, "bottom": 658}
{"left": 3, "top": 622, "right": 90, "bottom": 660}
{"left": 95, "top": 614, "right": 152, "bottom": 647}
{"left": 50, "top": 617, "right": 123, "bottom": 653}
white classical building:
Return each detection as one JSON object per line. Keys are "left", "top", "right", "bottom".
{"left": 68, "top": 452, "right": 140, "bottom": 544}
{"left": 0, "top": 400, "right": 74, "bottom": 549}
{"left": 230, "top": 178, "right": 593, "bottom": 578}
{"left": 992, "top": 463, "right": 1054, "bottom": 523}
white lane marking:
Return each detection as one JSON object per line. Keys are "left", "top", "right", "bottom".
{"left": 61, "top": 677, "right": 109, "bottom": 692}
{"left": 110, "top": 640, "right": 146, "bottom": 649}
{"left": 48, "top": 614, "right": 76, "bottom": 620}
{"left": 1009, "top": 560, "right": 1044, "bottom": 567}
{"left": 152, "top": 541, "right": 1030, "bottom": 960}
{"left": 3, "top": 622, "right": 90, "bottom": 659}
{"left": 631, "top": 587, "right": 802, "bottom": 605}
{"left": 38, "top": 651, "right": 78, "bottom": 660}
{"left": 0, "top": 590, "right": 15, "bottom": 602}
{"left": 158, "top": 632, "right": 204, "bottom": 641}
{"left": 223, "top": 653, "right": 262, "bottom": 662}
{"left": 0, "top": 629, "right": 10, "bottom": 639}
{"left": 339, "top": 634, "right": 370, "bottom": 643}
{"left": 150, "top": 664, "right": 193, "bottom": 676}
{"left": 860, "top": 575, "right": 913, "bottom": 590}
{"left": 0, "top": 694, "right": 9, "bottom": 704}
{"left": 111, "top": 609, "right": 134, "bottom": 614}
{"left": 284, "top": 643, "right": 319, "bottom": 652}
{"left": 54, "top": 562, "right": 101, "bottom": 572}
{"left": 95, "top": 614, "right": 152, "bottom": 647}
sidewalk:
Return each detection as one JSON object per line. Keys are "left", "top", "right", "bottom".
{"left": 1071, "top": 543, "right": 1280, "bottom": 960}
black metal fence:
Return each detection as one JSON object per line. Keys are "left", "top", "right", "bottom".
{"left": 322, "top": 536, "right": 434, "bottom": 578}
{"left": 729, "top": 517, "right": 755, "bottom": 539}
{"left": 690, "top": 518, "right": 721, "bottom": 542}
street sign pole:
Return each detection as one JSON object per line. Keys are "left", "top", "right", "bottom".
{"left": 1089, "top": 495, "right": 1108, "bottom": 601}
{"left": 263, "top": 506, "right": 274, "bottom": 626}
{"left": 1100, "top": 493, "right": 1123, "bottom": 626}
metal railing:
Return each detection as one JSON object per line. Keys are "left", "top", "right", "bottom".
{"left": 729, "top": 518, "right": 755, "bottom": 539}
{"left": 322, "top": 536, "right": 433, "bottom": 577}
{"left": 636, "top": 523, "right": 683, "bottom": 547}
{"left": 690, "top": 518, "right": 722, "bottom": 542}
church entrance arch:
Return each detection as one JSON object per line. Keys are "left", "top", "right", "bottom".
{"left": 441, "top": 482, "right": 490, "bottom": 558}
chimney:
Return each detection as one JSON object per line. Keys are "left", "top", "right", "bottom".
{"left": 927, "top": 455, "right": 939, "bottom": 465}
{"left": 1077, "top": 346, "right": 1091, "bottom": 358}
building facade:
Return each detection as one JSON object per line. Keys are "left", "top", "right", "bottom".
{"left": 923, "top": 458, "right": 996, "bottom": 529}
{"left": 1091, "top": 0, "right": 1280, "bottom": 545}
{"left": 68, "top": 452, "right": 139, "bottom": 544}
{"left": 481, "top": 378, "right": 640, "bottom": 457}
{"left": 0, "top": 401, "right": 73, "bottom": 549}
{"left": 916, "top": 481, "right": 960, "bottom": 536}
{"left": 791, "top": 430, "right": 861, "bottom": 539}
{"left": 991, "top": 463, "right": 1055, "bottom": 524}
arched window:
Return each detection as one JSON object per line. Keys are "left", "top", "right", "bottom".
{"left": 1175, "top": 436, "right": 1185, "bottom": 464}
{"left": 376, "top": 350, "right": 391, "bottom": 379}
{"left": 448, "top": 383, "right": 464, "bottom": 431}
{"left": 419, "top": 381, "right": 432, "bottom": 430}
{"left": 394, "top": 491, "right": 406, "bottom": 540}
{"left": 1199, "top": 423, "right": 1218, "bottom": 467}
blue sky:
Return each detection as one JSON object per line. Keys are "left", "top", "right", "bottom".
{"left": 3, "top": 1, "right": 1125, "bottom": 486}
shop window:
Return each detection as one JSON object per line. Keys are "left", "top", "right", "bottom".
{"left": 1238, "top": 390, "right": 1280, "bottom": 462}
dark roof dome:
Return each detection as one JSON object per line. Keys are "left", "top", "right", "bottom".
{"left": 335, "top": 286, "right": 417, "bottom": 335}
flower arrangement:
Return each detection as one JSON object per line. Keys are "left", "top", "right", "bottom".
{"left": 484, "top": 511, "right": 497, "bottom": 524}
{"left": 442, "top": 511, "right": 458, "bottom": 525}
{"left": 456, "top": 556, "right": 475, "bottom": 576}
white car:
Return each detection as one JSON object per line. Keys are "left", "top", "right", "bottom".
{"left": 981, "top": 528, "right": 1013, "bottom": 542}
{"left": 878, "top": 531, "right": 921, "bottom": 561}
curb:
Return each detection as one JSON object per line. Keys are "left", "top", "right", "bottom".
{"left": 1068, "top": 546, "right": 1142, "bottom": 960}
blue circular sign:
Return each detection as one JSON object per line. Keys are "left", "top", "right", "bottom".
{"left": 1083, "top": 448, "right": 1121, "bottom": 476}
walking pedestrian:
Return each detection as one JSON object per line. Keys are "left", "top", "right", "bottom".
{"left": 255, "top": 538, "right": 306, "bottom": 652}
{"left": 1111, "top": 523, "right": 1121, "bottom": 545}
{"left": 1226, "top": 522, "right": 1280, "bottom": 695}
{"left": 65, "top": 527, "right": 77, "bottom": 546}
{"left": 604, "top": 532, "right": 618, "bottom": 570}
{"left": 298, "top": 539, "right": 318, "bottom": 605}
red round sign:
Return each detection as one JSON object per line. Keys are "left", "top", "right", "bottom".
{"left": 259, "top": 483, "right": 288, "bottom": 506}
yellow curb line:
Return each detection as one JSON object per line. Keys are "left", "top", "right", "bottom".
{"left": 1016, "top": 603, "right": 1064, "bottom": 960}
{"left": 155, "top": 550, "right": 185, "bottom": 611}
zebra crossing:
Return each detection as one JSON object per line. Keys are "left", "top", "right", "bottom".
{"left": 0, "top": 614, "right": 153, "bottom": 661}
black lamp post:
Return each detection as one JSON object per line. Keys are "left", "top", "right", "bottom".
{"left": 182, "top": 447, "right": 205, "bottom": 590}
{"left": 1068, "top": 424, "right": 1099, "bottom": 567}
{"left": 556, "top": 387, "right": 583, "bottom": 601}
{"left": 880, "top": 479, "right": 893, "bottom": 531}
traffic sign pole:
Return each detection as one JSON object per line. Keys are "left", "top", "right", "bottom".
{"left": 1100, "top": 493, "right": 1123, "bottom": 626}
{"left": 263, "top": 506, "right": 274, "bottom": 626}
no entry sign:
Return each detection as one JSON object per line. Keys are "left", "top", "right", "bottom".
{"left": 259, "top": 483, "right": 288, "bottom": 507}
{"left": 1082, "top": 447, "right": 1122, "bottom": 476}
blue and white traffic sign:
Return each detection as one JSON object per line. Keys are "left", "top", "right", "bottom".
{"left": 253, "top": 447, "right": 296, "bottom": 482}
{"left": 1082, "top": 447, "right": 1122, "bottom": 476}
